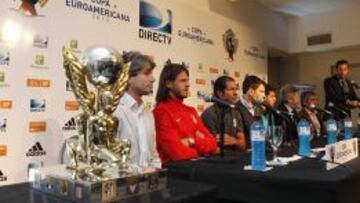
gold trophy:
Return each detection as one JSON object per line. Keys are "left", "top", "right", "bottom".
{"left": 62, "top": 46, "right": 131, "bottom": 180}
{"left": 29, "top": 46, "right": 167, "bottom": 202}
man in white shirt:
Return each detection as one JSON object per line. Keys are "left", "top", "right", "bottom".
{"left": 115, "top": 51, "right": 161, "bottom": 172}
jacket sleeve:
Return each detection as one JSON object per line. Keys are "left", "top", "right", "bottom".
{"left": 153, "top": 108, "right": 199, "bottom": 161}
{"left": 193, "top": 110, "right": 218, "bottom": 155}
{"left": 324, "top": 78, "right": 344, "bottom": 105}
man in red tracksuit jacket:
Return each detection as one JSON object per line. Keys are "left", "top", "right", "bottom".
{"left": 153, "top": 62, "right": 218, "bottom": 163}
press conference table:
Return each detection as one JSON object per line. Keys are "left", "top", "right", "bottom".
{"left": 0, "top": 178, "right": 217, "bottom": 203}
{"left": 165, "top": 142, "right": 360, "bottom": 203}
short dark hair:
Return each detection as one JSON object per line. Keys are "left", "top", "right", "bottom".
{"left": 265, "top": 84, "right": 276, "bottom": 96}
{"left": 301, "top": 91, "right": 316, "bottom": 107}
{"left": 335, "top": 59, "right": 348, "bottom": 70}
{"left": 156, "top": 63, "right": 189, "bottom": 103}
{"left": 123, "top": 51, "right": 156, "bottom": 77}
{"left": 280, "top": 84, "right": 299, "bottom": 103}
{"left": 213, "top": 76, "right": 235, "bottom": 97}
{"left": 242, "top": 75, "right": 266, "bottom": 94}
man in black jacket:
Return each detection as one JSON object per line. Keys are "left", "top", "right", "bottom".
{"left": 235, "top": 75, "right": 266, "bottom": 145}
{"left": 324, "top": 60, "right": 359, "bottom": 119}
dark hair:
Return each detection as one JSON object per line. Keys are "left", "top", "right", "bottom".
{"left": 301, "top": 91, "right": 316, "bottom": 107}
{"left": 279, "top": 84, "right": 299, "bottom": 103}
{"left": 265, "top": 84, "right": 276, "bottom": 96}
{"left": 123, "top": 51, "right": 156, "bottom": 77}
{"left": 335, "top": 59, "right": 348, "bottom": 70}
{"left": 156, "top": 62, "right": 189, "bottom": 103}
{"left": 213, "top": 76, "right": 235, "bottom": 97}
{"left": 242, "top": 75, "right": 266, "bottom": 94}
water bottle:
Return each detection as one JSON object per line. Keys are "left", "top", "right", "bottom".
{"left": 297, "top": 119, "right": 311, "bottom": 157}
{"left": 344, "top": 117, "right": 353, "bottom": 140}
{"left": 250, "top": 120, "right": 266, "bottom": 171}
{"left": 326, "top": 117, "right": 337, "bottom": 144}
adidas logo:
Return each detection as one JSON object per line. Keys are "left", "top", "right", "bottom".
{"left": 62, "top": 117, "right": 76, "bottom": 131}
{"left": 26, "top": 142, "right": 46, "bottom": 157}
{"left": 0, "top": 118, "right": 6, "bottom": 132}
{"left": 0, "top": 170, "right": 7, "bottom": 182}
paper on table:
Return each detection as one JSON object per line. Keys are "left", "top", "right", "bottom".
{"left": 243, "top": 165, "right": 273, "bottom": 171}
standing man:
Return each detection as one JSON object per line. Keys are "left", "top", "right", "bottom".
{"left": 201, "top": 76, "right": 246, "bottom": 151}
{"left": 153, "top": 62, "right": 218, "bottom": 163}
{"left": 324, "top": 59, "right": 359, "bottom": 119}
{"left": 115, "top": 51, "right": 161, "bottom": 172}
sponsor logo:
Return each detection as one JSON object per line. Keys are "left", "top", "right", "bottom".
{"left": 66, "top": 80, "right": 72, "bottom": 91}
{"left": 26, "top": 142, "right": 46, "bottom": 157}
{"left": 30, "top": 99, "right": 46, "bottom": 112}
{"left": 62, "top": 117, "right": 76, "bottom": 131}
{"left": 0, "top": 119, "right": 7, "bottom": 133}
{"left": 223, "top": 69, "right": 230, "bottom": 76}
{"left": 0, "top": 101, "right": 12, "bottom": 109}
{"left": 211, "top": 79, "right": 215, "bottom": 86}
{"left": 31, "top": 54, "right": 49, "bottom": 69}
{"left": 29, "top": 121, "right": 47, "bottom": 132}
{"left": 197, "top": 63, "right": 204, "bottom": 73}
{"left": 0, "top": 52, "right": 10, "bottom": 65}
{"left": 209, "top": 67, "right": 219, "bottom": 74}
{"left": 197, "top": 105, "right": 205, "bottom": 112}
{"left": 65, "top": 101, "right": 80, "bottom": 111}
{"left": 223, "top": 29, "right": 238, "bottom": 62}
{"left": 234, "top": 71, "right": 240, "bottom": 78}
{"left": 27, "top": 78, "right": 50, "bottom": 87}
{"left": 195, "top": 78, "right": 206, "bottom": 85}
{"left": 33, "top": 35, "right": 48, "bottom": 48}
{"left": 139, "top": 0, "right": 172, "bottom": 44}
{"left": 178, "top": 26, "right": 214, "bottom": 45}
{"left": 12, "top": 0, "right": 50, "bottom": 17}
{"left": 0, "top": 170, "right": 7, "bottom": 182}
{"left": 65, "top": 0, "right": 130, "bottom": 23}
{"left": 244, "top": 46, "right": 266, "bottom": 60}
{"left": 0, "top": 145, "right": 7, "bottom": 156}
{"left": 0, "top": 72, "right": 10, "bottom": 88}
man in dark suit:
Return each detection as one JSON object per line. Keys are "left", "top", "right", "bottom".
{"left": 324, "top": 60, "right": 359, "bottom": 119}
{"left": 298, "top": 91, "right": 326, "bottom": 139}
{"left": 277, "top": 85, "right": 301, "bottom": 145}
{"left": 235, "top": 75, "right": 266, "bottom": 145}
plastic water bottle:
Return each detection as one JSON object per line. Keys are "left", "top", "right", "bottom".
{"left": 326, "top": 117, "right": 337, "bottom": 144}
{"left": 344, "top": 118, "right": 353, "bottom": 140}
{"left": 297, "top": 119, "right": 311, "bottom": 157}
{"left": 250, "top": 120, "right": 266, "bottom": 171}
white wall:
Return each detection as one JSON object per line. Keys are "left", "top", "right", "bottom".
{"left": 289, "top": 3, "right": 360, "bottom": 53}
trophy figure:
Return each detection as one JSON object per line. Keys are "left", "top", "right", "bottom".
{"left": 29, "top": 46, "right": 167, "bottom": 203}
{"left": 62, "top": 46, "right": 131, "bottom": 181}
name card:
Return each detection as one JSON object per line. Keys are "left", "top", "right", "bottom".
{"left": 325, "top": 138, "right": 358, "bottom": 170}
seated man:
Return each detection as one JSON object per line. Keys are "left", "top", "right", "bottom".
{"left": 201, "top": 76, "right": 246, "bottom": 151}
{"left": 115, "top": 51, "right": 161, "bottom": 171}
{"left": 277, "top": 84, "right": 301, "bottom": 144}
{"left": 235, "top": 75, "right": 266, "bottom": 145}
{"left": 261, "top": 84, "right": 281, "bottom": 130}
{"left": 298, "top": 91, "right": 326, "bottom": 138}
{"left": 153, "top": 62, "right": 218, "bottom": 163}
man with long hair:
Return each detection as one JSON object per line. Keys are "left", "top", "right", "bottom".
{"left": 153, "top": 62, "right": 217, "bottom": 163}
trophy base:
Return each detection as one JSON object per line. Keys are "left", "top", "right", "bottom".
{"left": 29, "top": 164, "right": 167, "bottom": 202}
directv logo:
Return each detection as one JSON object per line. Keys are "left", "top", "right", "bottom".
{"left": 62, "top": 117, "right": 76, "bottom": 131}
{"left": 26, "top": 142, "right": 46, "bottom": 157}
{"left": 139, "top": 0, "right": 172, "bottom": 44}
{"left": 30, "top": 99, "right": 46, "bottom": 112}
{"left": 33, "top": 35, "right": 49, "bottom": 48}
{"left": 0, "top": 170, "right": 7, "bottom": 182}
{"left": 0, "top": 119, "right": 7, "bottom": 133}
{"left": 0, "top": 52, "right": 10, "bottom": 65}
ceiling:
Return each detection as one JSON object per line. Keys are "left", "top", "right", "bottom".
{"left": 252, "top": 0, "right": 360, "bottom": 16}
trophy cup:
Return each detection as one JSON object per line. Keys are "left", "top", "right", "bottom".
{"left": 29, "top": 46, "right": 167, "bottom": 202}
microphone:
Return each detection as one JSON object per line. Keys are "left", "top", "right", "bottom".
{"left": 327, "top": 102, "right": 349, "bottom": 117}
{"left": 261, "top": 102, "right": 290, "bottom": 121}
{"left": 197, "top": 91, "right": 235, "bottom": 108}
{"left": 350, "top": 80, "right": 360, "bottom": 89}
{"left": 314, "top": 107, "right": 334, "bottom": 116}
